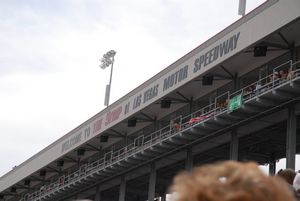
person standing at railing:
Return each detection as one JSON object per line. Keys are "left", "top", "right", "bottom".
{"left": 269, "top": 71, "right": 280, "bottom": 87}
{"left": 170, "top": 119, "right": 181, "bottom": 133}
{"left": 170, "top": 119, "right": 175, "bottom": 131}
{"left": 279, "top": 70, "right": 288, "bottom": 81}
{"left": 272, "top": 71, "right": 280, "bottom": 81}
{"left": 174, "top": 122, "right": 180, "bottom": 132}
{"left": 221, "top": 99, "right": 228, "bottom": 110}
{"left": 243, "top": 85, "right": 254, "bottom": 100}
{"left": 255, "top": 81, "right": 262, "bottom": 95}
{"left": 287, "top": 67, "right": 295, "bottom": 80}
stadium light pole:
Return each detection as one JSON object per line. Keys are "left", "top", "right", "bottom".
{"left": 238, "top": 0, "right": 246, "bottom": 16}
{"left": 100, "top": 50, "right": 116, "bottom": 106}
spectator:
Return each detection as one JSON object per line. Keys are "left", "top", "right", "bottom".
{"left": 216, "top": 100, "right": 227, "bottom": 112}
{"left": 174, "top": 122, "right": 180, "bottom": 132}
{"left": 277, "top": 169, "right": 296, "bottom": 185}
{"left": 219, "top": 99, "right": 228, "bottom": 109}
{"left": 170, "top": 119, "right": 175, "bottom": 129}
{"left": 272, "top": 71, "right": 280, "bottom": 82}
{"left": 170, "top": 119, "right": 180, "bottom": 133}
{"left": 255, "top": 82, "right": 262, "bottom": 94}
{"left": 293, "top": 173, "right": 300, "bottom": 199}
{"left": 287, "top": 68, "right": 295, "bottom": 80}
{"left": 279, "top": 70, "right": 287, "bottom": 80}
{"left": 243, "top": 85, "right": 255, "bottom": 99}
{"left": 277, "top": 169, "right": 298, "bottom": 199}
{"left": 170, "top": 161, "right": 295, "bottom": 201}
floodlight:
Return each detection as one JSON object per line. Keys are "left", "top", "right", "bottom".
{"left": 100, "top": 50, "right": 117, "bottom": 106}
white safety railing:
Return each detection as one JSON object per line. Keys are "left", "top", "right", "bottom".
{"left": 20, "top": 60, "right": 300, "bottom": 201}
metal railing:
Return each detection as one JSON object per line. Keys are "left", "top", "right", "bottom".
{"left": 20, "top": 60, "right": 300, "bottom": 201}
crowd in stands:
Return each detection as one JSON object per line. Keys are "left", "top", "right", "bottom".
{"left": 168, "top": 67, "right": 297, "bottom": 132}
{"left": 244, "top": 67, "right": 296, "bottom": 99}
{"left": 188, "top": 111, "right": 216, "bottom": 126}
{"left": 170, "top": 161, "right": 300, "bottom": 201}
{"left": 268, "top": 67, "right": 295, "bottom": 83}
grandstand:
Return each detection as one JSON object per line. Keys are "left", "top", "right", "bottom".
{"left": 1, "top": 0, "right": 300, "bottom": 200}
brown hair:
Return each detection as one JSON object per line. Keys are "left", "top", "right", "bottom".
{"left": 170, "top": 161, "right": 295, "bottom": 201}
{"left": 277, "top": 168, "right": 296, "bottom": 185}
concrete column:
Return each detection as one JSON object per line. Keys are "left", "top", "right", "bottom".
{"left": 148, "top": 163, "right": 156, "bottom": 201}
{"left": 190, "top": 97, "right": 194, "bottom": 113}
{"left": 290, "top": 43, "right": 296, "bottom": 62}
{"left": 234, "top": 73, "right": 239, "bottom": 90}
{"left": 296, "top": 45, "right": 299, "bottom": 62}
{"left": 119, "top": 176, "right": 126, "bottom": 201}
{"left": 286, "top": 105, "right": 297, "bottom": 169}
{"left": 159, "top": 186, "right": 168, "bottom": 201}
{"left": 185, "top": 148, "right": 193, "bottom": 172}
{"left": 95, "top": 185, "right": 101, "bottom": 201}
{"left": 269, "top": 161, "right": 276, "bottom": 175}
{"left": 230, "top": 129, "right": 239, "bottom": 160}
{"left": 154, "top": 116, "right": 158, "bottom": 131}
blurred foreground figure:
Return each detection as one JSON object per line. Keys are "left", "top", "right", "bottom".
{"left": 277, "top": 168, "right": 299, "bottom": 199}
{"left": 170, "top": 161, "right": 296, "bottom": 201}
{"left": 277, "top": 168, "right": 296, "bottom": 185}
{"left": 293, "top": 173, "right": 300, "bottom": 199}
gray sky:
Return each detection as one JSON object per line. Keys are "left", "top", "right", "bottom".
{"left": 0, "top": 0, "right": 284, "bottom": 177}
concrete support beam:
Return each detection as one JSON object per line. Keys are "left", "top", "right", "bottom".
{"left": 291, "top": 43, "right": 296, "bottom": 61}
{"left": 295, "top": 45, "right": 299, "bottom": 61}
{"left": 95, "top": 185, "right": 101, "bottom": 201}
{"left": 269, "top": 161, "right": 276, "bottom": 175}
{"left": 119, "top": 176, "right": 126, "bottom": 201}
{"left": 286, "top": 106, "right": 297, "bottom": 170}
{"left": 229, "top": 129, "right": 239, "bottom": 160}
{"left": 148, "top": 163, "right": 156, "bottom": 201}
{"left": 185, "top": 148, "right": 193, "bottom": 172}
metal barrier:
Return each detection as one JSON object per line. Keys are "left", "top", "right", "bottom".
{"left": 20, "top": 60, "right": 300, "bottom": 201}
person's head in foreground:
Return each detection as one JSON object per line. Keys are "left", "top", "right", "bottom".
{"left": 294, "top": 173, "right": 300, "bottom": 198}
{"left": 277, "top": 168, "right": 296, "bottom": 185}
{"left": 170, "top": 161, "right": 296, "bottom": 201}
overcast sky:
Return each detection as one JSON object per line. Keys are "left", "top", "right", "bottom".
{"left": 2, "top": 0, "right": 297, "bottom": 177}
